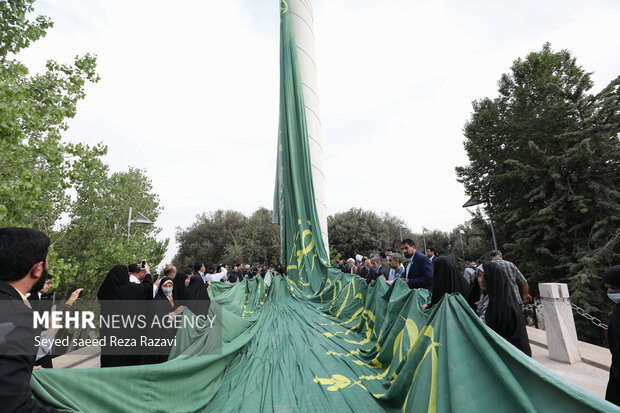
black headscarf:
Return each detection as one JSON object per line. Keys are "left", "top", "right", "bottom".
{"left": 603, "top": 266, "right": 620, "bottom": 405}
{"left": 172, "top": 272, "right": 188, "bottom": 302}
{"left": 483, "top": 261, "right": 531, "bottom": 356}
{"left": 97, "top": 265, "right": 129, "bottom": 300}
{"left": 151, "top": 276, "right": 175, "bottom": 323}
{"left": 173, "top": 273, "right": 210, "bottom": 316}
{"left": 142, "top": 276, "right": 176, "bottom": 365}
{"left": 603, "top": 265, "right": 620, "bottom": 288}
{"left": 429, "top": 256, "right": 471, "bottom": 308}
{"left": 155, "top": 276, "right": 174, "bottom": 302}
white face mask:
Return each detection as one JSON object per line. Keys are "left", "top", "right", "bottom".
{"left": 608, "top": 291, "right": 620, "bottom": 304}
{"left": 162, "top": 287, "right": 173, "bottom": 297}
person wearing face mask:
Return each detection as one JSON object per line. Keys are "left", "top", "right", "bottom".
{"left": 603, "top": 265, "right": 620, "bottom": 406}
{"left": 142, "top": 277, "right": 184, "bottom": 365}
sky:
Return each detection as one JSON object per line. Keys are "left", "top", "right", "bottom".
{"left": 17, "top": 0, "right": 620, "bottom": 266}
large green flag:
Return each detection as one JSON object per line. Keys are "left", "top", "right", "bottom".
{"left": 31, "top": 274, "right": 618, "bottom": 412}
{"left": 273, "top": 0, "right": 329, "bottom": 293}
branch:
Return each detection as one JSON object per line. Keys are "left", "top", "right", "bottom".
{"left": 0, "top": 156, "right": 39, "bottom": 169}
{"left": 593, "top": 230, "right": 620, "bottom": 255}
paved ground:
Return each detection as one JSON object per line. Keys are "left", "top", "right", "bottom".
{"left": 530, "top": 343, "right": 609, "bottom": 398}
{"left": 527, "top": 327, "right": 611, "bottom": 399}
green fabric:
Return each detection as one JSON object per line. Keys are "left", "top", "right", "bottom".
{"left": 31, "top": 273, "right": 618, "bottom": 412}
{"left": 272, "top": 0, "right": 329, "bottom": 293}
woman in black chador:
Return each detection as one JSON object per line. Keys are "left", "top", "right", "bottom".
{"left": 481, "top": 261, "right": 531, "bottom": 356}
{"left": 142, "top": 276, "right": 183, "bottom": 364}
{"left": 173, "top": 268, "right": 210, "bottom": 316}
{"left": 603, "top": 265, "right": 620, "bottom": 406}
{"left": 427, "top": 255, "right": 471, "bottom": 309}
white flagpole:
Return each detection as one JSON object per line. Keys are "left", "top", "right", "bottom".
{"left": 288, "top": 0, "right": 329, "bottom": 259}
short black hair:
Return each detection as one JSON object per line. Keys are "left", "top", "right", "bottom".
{"left": 208, "top": 265, "right": 217, "bottom": 274}
{"left": 128, "top": 263, "right": 141, "bottom": 274}
{"left": 464, "top": 256, "right": 474, "bottom": 262}
{"left": 193, "top": 262, "right": 204, "bottom": 272}
{"left": 490, "top": 250, "right": 502, "bottom": 258}
{"left": 427, "top": 247, "right": 435, "bottom": 253}
{"left": 183, "top": 268, "right": 193, "bottom": 275}
{"left": 401, "top": 238, "right": 416, "bottom": 247}
{"left": 379, "top": 252, "right": 387, "bottom": 259}
{"left": 0, "top": 228, "right": 50, "bottom": 282}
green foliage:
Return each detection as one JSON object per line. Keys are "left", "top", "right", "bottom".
{"left": 456, "top": 43, "right": 620, "bottom": 343}
{"left": 329, "top": 246, "right": 342, "bottom": 266}
{"left": 460, "top": 209, "right": 498, "bottom": 262}
{"left": 0, "top": 0, "right": 100, "bottom": 227}
{"left": 0, "top": 0, "right": 53, "bottom": 58}
{"left": 1, "top": 1, "right": 167, "bottom": 299}
{"left": 327, "top": 208, "right": 421, "bottom": 259}
{"left": 174, "top": 210, "right": 248, "bottom": 268}
{"left": 381, "top": 212, "right": 414, "bottom": 250}
{"left": 174, "top": 208, "right": 281, "bottom": 268}
{"left": 54, "top": 165, "right": 167, "bottom": 298}
{"left": 237, "top": 208, "right": 280, "bottom": 265}
{"left": 327, "top": 208, "right": 390, "bottom": 259}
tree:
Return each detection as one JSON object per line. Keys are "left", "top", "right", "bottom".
{"left": 410, "top": 230, "right": 450, "bottom": 256}
{"left": 237, "top": 208, "right": 280, "bottom": 265}
{"left": 381, "top": 212, "right": 414, "bottom": 250}
{"left": 456, "top": 43, "right": 620, "bottom": 343}
{"left": 174, "top": 208, "right": 281, "bottom": 268}
{"left": 1, "top": 1, "right": 168, "bottom": 299}
{"left": 461, "top": 209, "right": 498, "bottom": 263}
{"left": 0, "top": 0, "right": 100, "bottom": 227}
{"left": 327, "top": 208, "right": 389, "bottom": 259}
{"left": 174, "top": 210, "right": 248, "bottom": 268}
{"left": 54, "top": 162, "right": 167, "bottom": 298}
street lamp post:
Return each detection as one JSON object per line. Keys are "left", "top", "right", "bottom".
{"left": 462, "top": 197, "right": 498, "bottom": 250}
{"left": 489, "top": 219, "right": 498, "bottom": 251}
{"left": 458, "top": 229, "right": 465, "bottom": 259}
{"left": 422, "top": 227, "right": 428, "bottom": 253}
{"left": 399, "top": 224, "right": 406, "bottom": 242}
{"left": 127, "top": 207, "right": 155, "bottom": 239}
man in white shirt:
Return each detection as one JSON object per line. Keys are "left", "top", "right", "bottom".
{"left": 129, "top": 262, "right": 150, "bottom": 284}
{"left": 213, "top": 264, "right": 228, "bottom": 282}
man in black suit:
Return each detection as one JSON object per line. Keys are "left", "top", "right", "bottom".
{"left": 0, "top": 227, "right": 60, "bottom": 412}
{"left": 401, "top": 239, "right": 433, "bottom": 291}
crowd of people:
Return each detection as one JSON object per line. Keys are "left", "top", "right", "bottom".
{"left": 333, "top": 239, "right": 533, "bottom": 356}
{"left": 173, "top": 262, "right": 284, "bottom": 285}
{"left": 0, "top": 227, "right": 619, "bottom": 411}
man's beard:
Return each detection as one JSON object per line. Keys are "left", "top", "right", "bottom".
{"left": 403, "top": 252, "right": 413, "bottom": 258}
{"left": 31, "top": 267, "right": 48, "bottom": 294}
